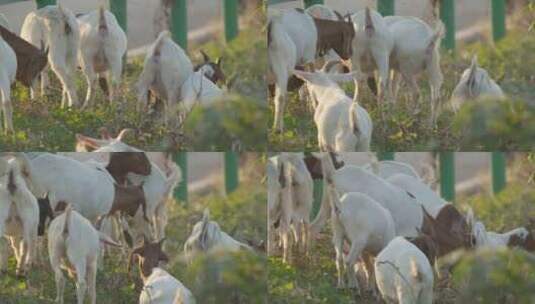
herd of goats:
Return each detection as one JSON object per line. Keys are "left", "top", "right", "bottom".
{"left": 268, "top": 152, "right": 535, "bottom": 303}
{"left": 267, "top": 5, "right": 506, "bottom": 150}
{"left": 0, "top": 136, "right": 258, "bottom": 304}
{"left": 0, "top": 4, "right": 228, "bottom": 134}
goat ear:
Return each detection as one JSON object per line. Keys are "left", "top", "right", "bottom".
{"left": 75, "top": 134, "right": 102, "bottom": 149}
{"left": 292, "top": 70, "right": 318, "bottom": 83}
{"left": 99, "top": 127, "right": 112, "bottom": 140}
{"left": 334, "top": 10, "right": 344, "bottom": 21}
{"left": 116, "top": 128, "right": 133, "bottom": 140}
{"left": 327, "top": 71, "right": 362, "bottom": 84}
{"left": 200, "top": 50, "right": 210, "bottom": 63}
{"left": 467, "top": 55, "right": 479, "bottom": 94}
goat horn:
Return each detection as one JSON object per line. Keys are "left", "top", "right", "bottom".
{"left": 116, "top": 128, "right": 133, "bottom": 140}
{"left": 200, "top": 50, "right": 210, "bottom": 62}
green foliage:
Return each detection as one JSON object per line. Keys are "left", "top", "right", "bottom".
{"left": 268, "top": 233, "right": 361, "bottom": 303}
{"left": 184, "top": 95, "right": 267, "bottom": 151}
{"left": 460, "top": 183, "right": 535, "bottom": 232}
{"left": 453, "top": 98, "right": 535, "bottom": 150}
{"left": 186, "top": 251, "right": 267, "bottom": 303}
{"left": 452, "top": 249, "right": 535, "bottom": 304}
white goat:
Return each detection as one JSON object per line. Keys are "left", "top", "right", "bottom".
{"left": 281, "top": 153, "right": 313, "bottom": 257}
{"left": 450, "top": 55, "right": 505, "bottom": 111}
{"left": 267, "top": 155, "right": 293, "bottom": 262}
{"left": 473, "top": 221, "right": 534, "bottom": 250}
{"left": 293, "top": 66, "right": 372, "bottom": 151}
{"left": 184, "top": 209, "right": 251, "bottom": 262}
{"left": 0, "top": 33, "right": 17, "bottom": 133}
{"left": 18, "top": 153, "right": 116, "bottom": 222}
{"left": 362, "top": 160, "right": 421, "bottom": 180}
{"left": 77, "top": 7, "right": 127, "bottom": 107}
{"left": 325, "top": 177, "right": 395, "bottom": 292}
{"left": 375, "top": 236, "right": 434, "bottom": 304}
{"left": 48, "top": 206, "right": 120, "bottom": 304}
{"left": 386, "top": 16, "right": 444, "bottom": 124}
{"left": 311, "top": 153, "right": 422, "bottom": 237}
{"left": 0, "top": 159, "right": 39, "bottom": 276}
{"left": 387, "top": 173, "right": 447, "bottom": 217}
{"left": 20, "top": 5, "right": 80, "bottom": 107}
{"left": 179, "top": 70, "right": 224, "bottom": 115}
{"left": 136, "top": 30, "right": 193, "bottom": 125}
{"left": 350, "top": 7, "right": 394, "bottom": 103}
{"left": 140, "top": 267, "right": 195, "bottom": 304}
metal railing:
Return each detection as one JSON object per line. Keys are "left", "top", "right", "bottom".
{"left": 173, "top": 152, "right": 240, "bottom": 204}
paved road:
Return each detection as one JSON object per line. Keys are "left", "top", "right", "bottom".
{"left": 0, "top": 0, "right": 221, "bottom": 49}
{"left": 271, "top": 0, "right": 491, "bottom": 32}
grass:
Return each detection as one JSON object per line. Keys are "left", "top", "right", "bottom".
{"left": 268, "top": 9, "right": 535, "bottom": 151}
{"left": 0, "top": 160, "right": 266, "bottom": 303}
{"left": 0, "top": 16, "right": 267, "bottom": 151}
{"left": 268, "top": 153, "right": 535, "bottom": 303}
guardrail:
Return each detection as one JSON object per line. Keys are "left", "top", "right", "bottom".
{"left": 1, "top": 0, "right": 240, "bottom": 50}
{"left": 173, "top": 152, "right": 240, "bottom": 204}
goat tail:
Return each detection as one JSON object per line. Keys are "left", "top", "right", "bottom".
{"left": 7, "top": 167, "right": 17, "bottom": 195}
{"left": 62, "top": 205, "right": 72, "bottom": 238}
{"left": 425, "top": 21, "right": 444, "bottom": 59}
{"left": 364, "top": 7, "right": 375, "bottom": 37}
{"left": 98, "top": 5, "right": 108, "bottom": 34}
{"left": 410, "top": 258, "right": 423, "bottom": 282}
{"left": 152, "top": 30, "right": 171, "bottom": 60}
{"left": 349, "top": 102, "right": 360, "bottom": 136}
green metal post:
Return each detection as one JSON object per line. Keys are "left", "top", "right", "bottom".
{"left": 439, "top": 152, "right": 455, "bottom": 202}
{"left": 303, "top": 0, "right": 323, "bottom": 8}
{"left": 440, "top": 0, "right": 455, "bottom": 50}
{"left": 224, "top": 0, "right": 239, "bottom": 42}
{"left": 109, "top": 0, "right": 127, "bottom": 33}
{"left": 171, "top": 0, "right": 188, "bottom": 50}
{"left": 491, "top": 0, "right": 506, "bottom": 41}
{"left": 35, "top": 0, "right": 55, "bottom": 8}
{"left": 224, "top": 152, "right": 239, "bottom": 194}
{"left": 174, "top": 152, "right": 188, "bottom": 203}
{"left": 377, "top": 0, "right": 395, "bottom": 16}
{"left": 377, "top": 152, "right": 395, "bottom": 161}
{"left": 491, "top": 152, "right": 506, "bottom": 194}
{"left": 312, "top": 179, "right": 323, "bottom": 219}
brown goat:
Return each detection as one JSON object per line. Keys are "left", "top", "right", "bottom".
{"left": 421, "top": 205, "right": 474, "bottom": 257}
{"left": 106, "top": 152, "right": 152, "bottom": 185}
{"left": 408, "top": 232, "right": 439, "bottom": 265}
{"left": 108, "top": 183, "right": 149, "bottom": 222}
{"left": 128, "top": 236, "right": 169, "bottom": 282}
{"left": 0, "top": 25, "right": 48, "bottom": 87}
{"left": 312, "top": 14, "right": 355, "bottom": 60}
